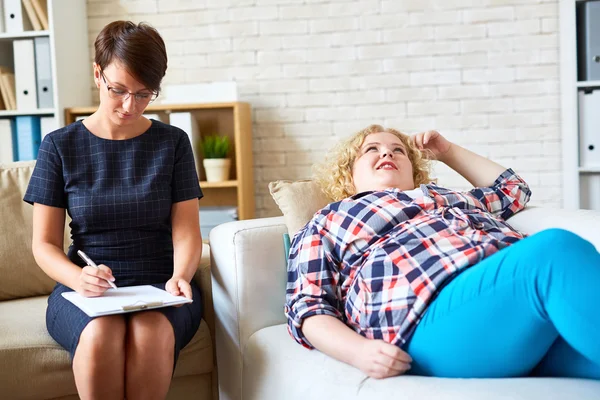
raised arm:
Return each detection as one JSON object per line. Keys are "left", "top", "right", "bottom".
{"left": 413, "top": 130, "right": 506, "bottom": 188}
{"left": 413, "top": 130, "right": 530, "bottom": 218}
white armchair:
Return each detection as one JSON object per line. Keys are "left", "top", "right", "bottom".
{"left": 210, "top": 207, "right": 600, "bottom": 400}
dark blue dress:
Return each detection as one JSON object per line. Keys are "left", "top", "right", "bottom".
{"left": 23, "top": 119, "right": 203, "bottom": 363}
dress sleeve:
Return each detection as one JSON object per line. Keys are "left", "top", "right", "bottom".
{"left": 285, "top": 218, "right": 344, "bottom": 349}
{"left": 172, "top": 131, "right": 203, "bottom": 203}
{"left": 23, "top": 135, "right": 67, "bottom": 207}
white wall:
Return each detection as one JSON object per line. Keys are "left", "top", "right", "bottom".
{"left": 87, "top": 0, "right": 561, "bottom": 217}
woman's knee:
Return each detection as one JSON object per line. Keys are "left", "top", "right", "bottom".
{"left": 77, "top": 315, "right": 126, "bottom": 357}
{"left": 518, "top": 228, "right": 599, "bottom": 291}
{"left": 127, "top": 312, "right": 174, "bottom": 352}
{"left": 525, "top": 228, "right": 595, "bottom": 261}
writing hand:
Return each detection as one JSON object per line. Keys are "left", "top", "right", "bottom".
{"left": 77, "top": 264, "right": 115, "bottom": 297}
{"left": 412, "top": 130, "right": 452, "bottom": 161}
{"left": 352, "top": 339, "right": 412, "bottom": 379}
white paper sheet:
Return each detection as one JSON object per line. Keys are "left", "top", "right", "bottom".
{"left": 62, "top": 285, "right": 193, "bottom": 317}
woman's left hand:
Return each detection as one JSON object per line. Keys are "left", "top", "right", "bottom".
{"left": 412, "top": 130, "right": 453, "bottom": 161}
{"left": 166, "top": 276, "right": 193, "bottom": 304}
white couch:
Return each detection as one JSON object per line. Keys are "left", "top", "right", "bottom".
{"left": 209, "top": 207, "right": 600, "bottom": 400}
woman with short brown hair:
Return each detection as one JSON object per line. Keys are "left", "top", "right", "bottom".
{"left": 25, "top": 21, "right": 203, "bottom": 399}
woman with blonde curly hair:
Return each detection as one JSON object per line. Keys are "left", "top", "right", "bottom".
{"left": 313, "top": 125, "right": 434, "bottom": 201}
{"left": 285, "top": 125, "right": 600, "bottom": 381}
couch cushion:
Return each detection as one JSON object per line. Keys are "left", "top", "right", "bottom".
{"left": 0, "top": 161, "right": 71, "bottom": 300}
{"left": 268, "top": 180, "right": 331, "bottom": 236}
{"left": 0, "top": 296, "right": 213, "bottom": 399}
{"left": 244, "top": 324, "right": 600, "bottom": 400}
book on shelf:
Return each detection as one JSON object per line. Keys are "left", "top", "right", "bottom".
{"left": 14, "top": 115, "right": 42, "bottom": 161}
{"left": 22, "top": 0, "right": 43, "bottom": 31}
{"left": 579, "top": 89, "right": 600, "bottom": 168}
{"left": 4, "top": 73, "right": 16, "bottom": 110}
{"left": 0, "top": 71, "right": 8, "bottom": 110}
{"left": 169, "top": 112, "right": 202, "bottom": 179}
{"left": 31, "top": 0, "right": 49, "bottom": 30}
{"left": 34, "top": 36, "right": 53, "bottom": 108}
{"left": 0, "top": 67, "right": 16, "bottom": 110}
{"left": 13, "top": 39, "right": 38, "bottom": 110}
{"left": 3, "top": 0, "right": 33, "bottom": 33}
{"left": 0, "top": 1, "right": 4, "bottom": 34}
{"left": 0, "top": 83, "right": 5, "bottom": 111}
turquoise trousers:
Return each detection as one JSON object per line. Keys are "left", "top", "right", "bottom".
{"left": 405, "top": 228, "right": 600, "bottom": 379}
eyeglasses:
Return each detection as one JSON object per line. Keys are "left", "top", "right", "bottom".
{"left": 100, "top": 70, "right": 158, "bottom": 104}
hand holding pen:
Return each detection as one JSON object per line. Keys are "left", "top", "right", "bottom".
{"left": 77, "top": 250, "right": 117, "bottom": 297}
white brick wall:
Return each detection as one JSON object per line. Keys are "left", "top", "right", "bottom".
{"left": 87, "top": 0, "right": 562, "bottom": 216}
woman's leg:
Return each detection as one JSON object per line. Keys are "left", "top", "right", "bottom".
{"left": 73, "top": 315, "right": 126, "bottom": 399}
{"left": 405, "top": 228, "right": 600, "bottom": 378}
{"left": 125, "top": 311, "right": 175, "bottom": 400}
{"left": 533, "top": 337, "right": 600, "bottom": 379}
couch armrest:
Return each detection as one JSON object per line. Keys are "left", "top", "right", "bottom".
{"left": 507, "top": 206, "right": 600, "bottom": 250}
{"left": 192, "top": 243, "right": 214, "bottom": 340}
{"left": 209, "top": 216, "right": 287, "bottom": 400}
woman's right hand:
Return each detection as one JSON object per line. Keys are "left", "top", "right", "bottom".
{"left": 77, "top": 264, "right": 115, "bottom": 297}
{"left": 353, "top": 339, "right": 412, "bottom": 379}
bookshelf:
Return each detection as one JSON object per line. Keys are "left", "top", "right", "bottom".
{"left": 560, "top": 0, "right": 600, "bottom": 210}
{"left": 0, "top": 0, "right": 91, "bottom": 125}
{"left": 64, "top": 102, "right": 256, "bottom": 220}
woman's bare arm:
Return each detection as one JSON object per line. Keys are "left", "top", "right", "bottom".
{"left": 302, "top": 315, "right": 412, "bottom": 379}
{"left": 413, "top": 130, "right": 506, "bottom": 188}
{"left": 32, "top": 203, "right": 114, "bottom": 295}
{"left": 166, "top": 198, "right": 202, "bottom": 299}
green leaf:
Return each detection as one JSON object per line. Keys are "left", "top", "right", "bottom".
{"left": 199, "top": 135, "right": 230, "bottom": 159}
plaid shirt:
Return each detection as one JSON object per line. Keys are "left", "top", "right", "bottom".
{"left": 285, "top": 168, "right": 531, "bottom": 349}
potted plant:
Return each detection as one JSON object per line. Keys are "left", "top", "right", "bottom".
{"left": 200, "top": 135, "right": 231, "bottom": 182}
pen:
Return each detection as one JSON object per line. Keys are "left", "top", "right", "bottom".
{"left": 77, "top": 250, "right": 118, "bottom": 289}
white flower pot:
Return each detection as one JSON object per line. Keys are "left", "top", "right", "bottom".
{"left": 203, "top": 158, "right": 231, "bottom": 182}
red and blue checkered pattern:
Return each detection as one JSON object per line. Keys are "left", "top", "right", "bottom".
{"left": 285, "top": 169, "right": 531, "bottom": 349}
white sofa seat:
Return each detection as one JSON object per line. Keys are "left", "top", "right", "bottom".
{"left": 210, "top": 209, "right": 600, "bottom": 400}
{"left": 246, "top": 324, "right": 600, "bottom": 400}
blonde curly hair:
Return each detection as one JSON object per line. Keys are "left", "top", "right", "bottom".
{"left": 313, "top": 125, "right": 434, "bottom": 201}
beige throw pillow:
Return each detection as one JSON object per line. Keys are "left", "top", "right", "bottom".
{"left": 269, "top": 180, "right": 332, "bottom": 236}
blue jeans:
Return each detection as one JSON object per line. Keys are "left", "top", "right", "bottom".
{"left": 404, "top": 228, "right": 600, "bottom": 379}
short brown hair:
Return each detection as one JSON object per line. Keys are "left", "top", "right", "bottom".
{"left": 94, "top": 21, "right": 167, "bottom": 92}
{"left": 313, "top": 125, "right": 434, "bottom": 201}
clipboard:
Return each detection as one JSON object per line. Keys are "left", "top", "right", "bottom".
{"left": 61, "top": 285, "right": 193, "bottom": 317}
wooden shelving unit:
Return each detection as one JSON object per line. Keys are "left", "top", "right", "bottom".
{"left": 64, "top": 102, "right": 256, "bottom": 220}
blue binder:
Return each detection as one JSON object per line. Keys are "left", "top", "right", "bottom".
{"left": 11, "top": 120, "right": 18, "bottom": 161}
{"left": 15, "top": 115, "right": 41, "bottom": 161}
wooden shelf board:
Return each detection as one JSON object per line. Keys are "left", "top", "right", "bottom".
{"left": 66, "top": 102, "right": 246, "bottom": 116}
{"left": 200, "top": 180, "right": 238, "bottom": 188}
{"left": 62, "top": 102, "right": 254, "bottom": 219}
{"left": 0, "top": 108, "right": 55, "bottom": 117}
